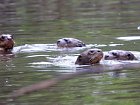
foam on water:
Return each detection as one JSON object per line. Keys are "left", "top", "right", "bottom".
{"left": 117, "top": 36, "right": 140, "bottom": 41}
{"left": 13, "top": 44, "right": 140, "bottom": 73}
{"left": 28, "top": 62, "right": 53, "bottom": 69}
{"left": 12, "top": 44, "right": 57, "bottom": 53}
{"left": 12, "top": 44, "right": 95, "bottom": 53}
{"left": 13, "top": 43, "right": 127, "bottom": 54}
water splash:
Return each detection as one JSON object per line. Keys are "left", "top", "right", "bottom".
{"left": 53, "top": 55, "right": 77, "bottom": 68}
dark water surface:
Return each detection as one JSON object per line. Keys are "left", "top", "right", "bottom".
{"left": 0, "top": 0, "right": 140, "bottom": 105}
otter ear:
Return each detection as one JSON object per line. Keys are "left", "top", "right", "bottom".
{"left": 127, "top": 53, "right": 131, "bottom": 57}
{"left": 77, "top": 55, "right": 82, "bottom": 61}
{"left": 75, "top": 55, "right": 82, "bottom": 64}
{"left": 111, "top": 52, "right": 118, "bottom": 56}
{"left": 64, "top": 39, "right": 71, "bottom": 44}
{"left": 127, "top": 53, "right": 136, "bottom": 60}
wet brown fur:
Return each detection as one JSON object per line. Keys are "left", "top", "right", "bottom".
{"left": 0, "top": 34, "right": 14, "bottom": 54}
{"left": 75, "top": 49, "right": 103, "bottom": 65}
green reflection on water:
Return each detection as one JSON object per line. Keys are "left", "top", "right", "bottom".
{"left": 0, "top": 0, "right": 140, "bottom": 105}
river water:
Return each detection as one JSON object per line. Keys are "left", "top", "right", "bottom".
{"left": 0, "top": 0, "right": 140, "bottom": 105}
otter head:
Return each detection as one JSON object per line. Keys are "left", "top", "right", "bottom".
{"left": 57, "top": 38, "right": 85, "bottom": 48}
{"left": 75, "top": 49, "right": 103, "bottom": 65}
{"left": 104, "top": 50, "right": 137, "bottom": 60}
{"left": 0, "top": 34, "right": 14, "bottom": 51}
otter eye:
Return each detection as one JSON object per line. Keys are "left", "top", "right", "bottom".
{"left": 97, "top": 50, "right": 101, "bottom": 52}
{"left": 90, "top": 50, "right": 94, "bottom": 53}
{"left": 64, "top": 39, "right": 71, "bottom": 44}
{"left": 112, "top": 52, "right": 117, "bottom": 56}
{"left": 0, "top": 36, "right": 5, "bottom": 40}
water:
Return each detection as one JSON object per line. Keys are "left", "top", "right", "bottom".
{"left": 0, "top": 0, "right": 140, "bottom": 105}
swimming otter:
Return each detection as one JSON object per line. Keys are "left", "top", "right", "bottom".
{"left": 57, "top": 38, "right": 86, "bottom": 48}
{"left": 104, "top": 50, "right": 137, "bottom": 60}
{"left": 0, "top": 34, "right": 14, "bottom": 53}
{"left": 75, "top": 49, "right": 103, "bottom": 65}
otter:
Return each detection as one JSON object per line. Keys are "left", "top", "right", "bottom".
{"left": 104, "top": 50, "right": 137, "bottom": 60}
{"left": 57, "top": 38, "right": 86, "bottom": 48}
{"left": 75, "top": 49, "right": 103, "bottom": 65}
{"left": 0, "top": 34, "right": 14, "bottom": 54}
